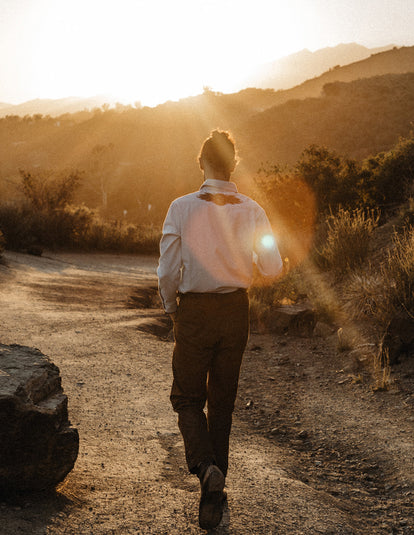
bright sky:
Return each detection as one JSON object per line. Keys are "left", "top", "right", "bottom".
{"left": 0, "top": 0, "right": 413, "bottom": 106}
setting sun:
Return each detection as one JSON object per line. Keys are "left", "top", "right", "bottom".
{"left": 2, "top": 0, "right": 413, "bottom": 106}
{"left": 25, "top": 0, "right": 306, "bottom": 106}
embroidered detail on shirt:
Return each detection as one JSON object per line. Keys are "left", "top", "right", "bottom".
{"left": 198, "top": 192, "right": 242, "bottom": 205}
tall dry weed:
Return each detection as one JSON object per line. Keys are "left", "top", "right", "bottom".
{"left": 320, "top": 208, "right": 379, "bottom": 276}
{"left": 373, "top": 341, "right": 392, "bottom": 392}
{"left": 382, "top": 227, "right": 414, "bottom": 318}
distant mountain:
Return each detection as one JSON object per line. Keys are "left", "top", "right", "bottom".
{"left": 243, "top": 43, "right": 395, "bottom": 91}
{"left": 272, "top": 45, "right": 414, "bottom": 104}
{"left": 231, "top": 45, "right": 414, "bottom": 115}
{"left": 0, "top": 95, "right": 119, "bottom": 118}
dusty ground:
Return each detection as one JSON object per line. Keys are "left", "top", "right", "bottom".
{"left": 0, "top": 250, "right": 413, "bottom": 535}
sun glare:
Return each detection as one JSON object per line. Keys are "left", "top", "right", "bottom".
{"left": 261, "top": 234, "right": 276, "bottom": 250}
{"left": 11, "top": 0, "right": 315, "bottom": 107}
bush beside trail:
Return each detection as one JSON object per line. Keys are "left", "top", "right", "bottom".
{"left": 0, "top": 202, "right": 160, "bottom": 254}
{"left": 251, "top": 135, "right": 414, "bottom": 383}
{"left": 0, "top": 170, "right": 161, "bottom": 255}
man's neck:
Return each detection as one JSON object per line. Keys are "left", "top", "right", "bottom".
{"left": 202, "top": 162, "right": 229, "bottom": 181}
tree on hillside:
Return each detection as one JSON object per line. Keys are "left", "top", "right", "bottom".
{"left": 20, "top": 169, "right": 82, "bottom": 211}
{"left": 363, "top": 135, "right": 414, "bottom": 208}
{"left": 253, "top": 165, "right": 316, "bottom": 266}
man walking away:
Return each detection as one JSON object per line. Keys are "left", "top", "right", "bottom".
{"left": 157, "top": 129, "right": 283, "bottom": 530}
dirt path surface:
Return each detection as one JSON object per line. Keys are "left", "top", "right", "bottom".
{"left": 0, "top": 251, "right": 413, "bottom": 535}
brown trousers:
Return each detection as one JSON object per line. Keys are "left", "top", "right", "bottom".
{"left": 170, "top": 289, "right": 249, "bottom": 477}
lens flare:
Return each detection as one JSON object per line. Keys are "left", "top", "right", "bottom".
{"left": 261, "top": 234, "right": 275, "bottom": 249}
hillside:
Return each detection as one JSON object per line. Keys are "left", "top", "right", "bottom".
{"left": 0, "top": 71, "right": 413, "bottom": 223}
{"left": 243, "top": 43, "right": 394, "bottom": 91}
{"left": 241, "top": 45, "right": 414, "bottom": 112}
{"left": 195, "top": 45, "right": 414, "bottom": 120}
{"left": 239, "top": 72, "right": 414, "bottom": 165}
{"left": 0, "top": 96, "right": 132, "bottom": 119}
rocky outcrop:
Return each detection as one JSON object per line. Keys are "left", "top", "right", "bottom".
{"left": 0, "top": 344, "right": 79, "bottom": 494}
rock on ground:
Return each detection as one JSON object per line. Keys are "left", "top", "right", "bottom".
{"left": 0, "top": 344, "right": 79, "bottom": 495}
{"left": 267, "top": 304, "right": 316, "bottom": 336}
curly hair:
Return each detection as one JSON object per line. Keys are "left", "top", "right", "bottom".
{"left": 198, "top": 129, "right": 238, "bottom": 179}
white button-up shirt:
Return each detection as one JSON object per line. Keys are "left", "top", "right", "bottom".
{"left": 157, "top": 179, "right": 283, "bottom": 313}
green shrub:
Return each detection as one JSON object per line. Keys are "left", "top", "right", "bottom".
{"left": 20, "top": 169, "right": 82, "bottom": 211}
{"left": 253, "top": 167, "right": 316, "bottom": 266}
{"left": 364, "top": 135, "right": 414, "bottom": 209}
{"left": 295, "top": 135, "right": 414, "bottom": 217}
{"left": 80, "top": 217, "right": 160, "bottom": 253}
{"left": 296, "top": 145, "right": 344, "bottom": 212}
{"left": 0, "top": 203, "right": 33, "bottom": 250}
{"left": 0, "top": 202, "right": 160, "bottom": 254}
{"left": 319, "top": 208, "right": 379, "bottom": 275}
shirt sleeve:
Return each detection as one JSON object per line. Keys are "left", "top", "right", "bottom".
{"left": 253, "top": 207, "right": 283, "bottom": 278}
{"left": 157, "top": 202, "right": 182, "bottom": 313}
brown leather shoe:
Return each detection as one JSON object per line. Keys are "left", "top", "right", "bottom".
{"left": 198, "top": 464, "right": 226, "bottom": 530}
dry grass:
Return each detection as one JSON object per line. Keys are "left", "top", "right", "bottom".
{"left": 372, "top": 342, "right": 392, "bottom": 392}
{"left": 319, "top": 208, "right": 379, "bottom": 276}
{"left": 381, "top": 227, "right": 414, "bottom": 319}
{"left": 342, "top": 272, "right": 384, "bottom": 321}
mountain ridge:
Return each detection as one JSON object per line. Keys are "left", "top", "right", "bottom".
{"left": 243, "top": 42, "right": 395, "bottom": 90}
{"left": 0, "top": 42, "right": 406, "bottom": 118}
{"left": 242, "top": 45, "right": 414, "bottom": 112}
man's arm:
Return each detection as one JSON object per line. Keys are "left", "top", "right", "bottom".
{"left": 157, "top": 203, "right": 182, "bottom": 314}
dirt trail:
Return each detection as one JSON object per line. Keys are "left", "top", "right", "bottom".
{"left": 0, "top": 251, "right": 413, "bottom": 535}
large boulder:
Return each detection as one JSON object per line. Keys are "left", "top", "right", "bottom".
{"left": 0, "top": 344, "right": 79, "bottom": 495}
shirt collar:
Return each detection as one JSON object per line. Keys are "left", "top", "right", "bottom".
{"left": 200, "top": 179, "right": 238, "bottom": 194}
